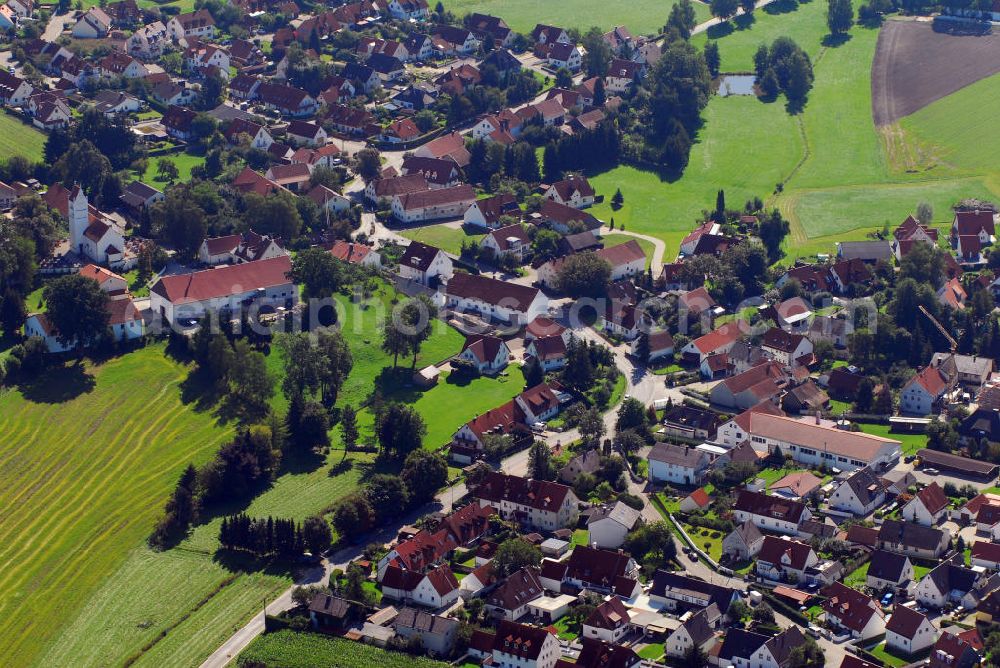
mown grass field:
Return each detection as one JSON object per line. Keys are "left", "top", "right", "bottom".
{"left": 399, "top": 224, "right": 484, "bottom": 256}
{"left": 0, "top": 112, "right": 47, "bottom": 163}
{"left": 141, "top": 151, "right": 207, "bottom": 185}
{"left": 588, "top": 93, "right": 804, "bottom": 251}
{"left": 239, "top": 629, "right": 450, "bottom": 668}
{"left": 0, "top": 344, "right": 233, "bottom": 666}
{"left": 441, "top": 0, "right": 709, "bottom": 36}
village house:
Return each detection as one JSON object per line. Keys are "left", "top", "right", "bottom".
{"left": 769, "top": 471, "right": 823, "bottom": 500}
{"left": 586, "top": 501, "right": 641, "bottom": 550}
{"left": 559, "top": 449, "right": 601, "bottom": 485}
{"left": 72, "top": 7, "right": 112, "bottom": 38}
{"left": 722, "top": 520, "right": 765, "bottom": 561}
{"left": 120, "top": 181, "right": 164, "bottom": 211}
{"left": 256, "top": 82, "right": 317, "bottom": 117}
{"left": 718, "top": 628, "right": 771, "bottom": 668}
{"left": 366, "top": 173, "right": 430, "bottom": 204}
{"left": 635, "top": 329, "right": 674, "bottom": 362}
{"left": 525, "top": 335, "right": 567, "bottom": 371}
{"left": 878, "top": 519, "right": 952, "bottom": 559}
{"left": 400, "top": 156, "right": 461, "bottom": 190}
{"left": 938, "top": 276, "right": 968, "bottom": 310}
{"left": 928, "top": 632, "right": 980, "bottom": 668}
{"left": 760, "top": 328, "right": 814, "bottom": 366}
{"left": 457, "top": 334, "right": 510, "bottom": 375}
{"left": 821, "top": 582, "right": 886, "bottom": 641}
{"left": 931, "top": 352, "right": 994, "bottom": 392}
{"left": 902, "top": 482, "right": 950, "bottom": 526}
{"left": 661, "top": 405, "right": 719, "bottom": 441}
{"left": 648, "top": 570, "right": 740, "bottom": 616}
{"left": 709, "top": 361, "right": 790, "bottom": 410}
{"left": 225, "top": 118, "right": 273, "bottom": 149}
{"left": 971, "top": 541, "right": 1000, "bottom": 570}
{"left": 380, "top": 563, "right": 461, "bottom": 609}
{"left": 900, "top": 365, "right": 953, "bottom": 415}
{"left": 473, "top": 472, "right": 579, "bottom": 531}
{"left": 392, "top": 607, "right": 459, "bottom": 658}
{"left": 951, "top": 209, "right": 996, "bottom": 248}
{"left": 582, "top": 597, "right": 633, "bottom": 644}
{"left": 648, "top": 443, "right": 710, "bottom": 486}
{"left": 450, "top": 402, "right": 532, "bottom": 464}
{"left": 308, "top": 593, "right": 359, "bottom": 632}
{"left": 327, "top": 240, "right": 381, "bottom": 269}
{"left": 265, "top": 163, "right": 312, "bottom": 192}
{"left": 532, "top": 199, "right": 601, "bottom": 235}
{"left": 916, "top": 557, "right": 1000, "bottom": 609}
{"left": 680, "top": 320, "right": 745, "bottom": 364}
{"left": 285, "top": 120, "right": 327, "bottom": 147}
{"left": 149, "top": 255, "right": 296, "bottom": 325}
{"left": 540, "top": 545, "right": 640, "bottom": 597}
{"left": 484, "top": 566, "right": 543, "bottom": 620}
{"left": 866, "top": 550, "right": 915, "bottom": 591}
{"left": 886, "top": 605, "right": 937, "bottom": 656}
{"left": 543, "top": 175, "right": 595, "bottom": 209}
{"left": 480, "top": 224, "right": 531, "bottom": 263}
{"left": 127, "top": 21, "right": 169, "bottom": 58}
{"left": 392, "top": 184, "right": 476, "bottom": 223}
{"left": 665, "top": 607, "right": 718, "bottom": 660}
{"left": 398, "top": 240, "right": 452, "bottom": 286}
{"left": 441, "top": 273, "right": 548, "bottom": 326}
{"left": 467, "top": 621, "right": 561, "bottom": 668}
{"left": 732, "top": 489, "right": 811, "bottom": 536}
{"left": 755, "top": 535, "right": 818, "bottom": 583}
{"left": 167, "top": 9, "right": 216, "bottom": 41}
{"left": 830, "top": 467, "right": 886, "bottom": 516}
{"left": 605, "top": 58, "right": 640, "bottom": 93}
{"left": 414, "top": 131, "right": 472, "bottom": 167}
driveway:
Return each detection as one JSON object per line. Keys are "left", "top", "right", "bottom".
{"left": 42, "top": 9, "right": 69, "bottom": 42}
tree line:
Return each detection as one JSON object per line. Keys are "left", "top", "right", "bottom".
{"left": 219, "top": 513, "right": 332, "bottom": 558}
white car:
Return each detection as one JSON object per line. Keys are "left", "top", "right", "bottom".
{"left": 531, "top": 422, "right": 546, "bottom": 432}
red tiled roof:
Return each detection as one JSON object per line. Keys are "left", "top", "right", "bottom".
{"left": 150, "top": 256, "right": 292, "bottom": 305}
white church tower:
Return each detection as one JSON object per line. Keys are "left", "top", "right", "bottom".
{"left": 68, "top": 185, "right": 89, "bottom": 257}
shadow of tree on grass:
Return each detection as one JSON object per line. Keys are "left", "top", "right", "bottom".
{"left": 19, "top": 362, "right": 96, "bottom": 403}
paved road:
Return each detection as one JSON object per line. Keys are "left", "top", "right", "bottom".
{"left": 690, "top": 0, "right": 779, "bottom": 36}
{"left": 42, "top": 9, "right": 68, "bottom": 42}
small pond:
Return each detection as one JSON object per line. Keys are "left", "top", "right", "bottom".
{"left": 717, "top": 74, "right": 756, "bottom": 97}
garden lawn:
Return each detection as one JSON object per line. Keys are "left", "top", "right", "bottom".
{"left": 441, "top": 0, "right": 708, "bottom": 35}
{"left": 684, "top": 524, "right": 724, "bottom": 561}
{"left": 552, "top": 616, "right": 579, "bottom": 641}
{"left": 0, "top": 112, "right": 46, "bottom": 163}
{"left": 572, "top": 528, "right": 590, "bottom": 546}
{"left": 867, "top": 642, "right": 910, "bottom": 668}
{"left": 0, "top": 344, "right": 233, "bottom": 667}
{"left": 238, "top": 630, "right": 450, "bottom": 668}
{"left": 856, "top": 423, "right": 926, "bottom": 456}
{"left": 587, "top": 94, "right": 803, "bottom": 253}
{"left": 843, "top": 561, "right": 869, "bottom": 589}
{"left": 637, "top": 643, "right": 665, "bottom": 661}
{"left": 600, "top": 233, "right": 655, "bottom": 270}
{"left": 141, "top": 152, "right": 207, "bottom": 184}
{"left": 399, "top": 224, "right": 483, "bottom": 256}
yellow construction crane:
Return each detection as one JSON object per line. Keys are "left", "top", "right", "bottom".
{"left": 919, "top": 305, "right": 957, "bottom": 352}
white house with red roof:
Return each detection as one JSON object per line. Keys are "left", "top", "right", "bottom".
{"left": 198, "top": 231, "right": 286, "bottom": 266}
{"left": 472, "top": 472, "right": 579, "bottom": 530}
{"left": 951, "top": 209, "right": 996, "bottom": 247}
{"left": 450, "top": 400, "right": 528, "bottom": 463}
{"left": 761, "top": 327, "right": 813, "bottom": 366}
{"left": 680, "top": 320, "right": 745, "bottom": 363}
{"left": 471, "top": 621, "right": 560, "bottom": 668}
{"left": 515, "top": 382, "right": 563, "bottom": 424}
{"left": 886, "top": 605, "right": 936, "bottom": 655}
{"left": 525, "top": 335, "right": 566, "bottom": 371}
{"left": 900, "top": 365, "right": 952, "bottom": 415}
{"left": 149, "top": 255, "right": 296, "bottom": 325}
{"left": 902, "top": 482, "right": 950, "bottom": 526}
{"left": 380, "top": 563, "right": 460, "bottom": 609}
{"left": 543, "top": 175, "right": 595, "bottom": 209}
{"left": 971, "top": 541, "right": 1000, "bottom": 570}
{"left": 25, "top": 264, "right": 143, "bottom": 352}
{"left": 755, "top": 535, "right": 818, "bottom": 583}
{"left": 458, "top": 334, "right": 510, "bottom": 374}
{"left": 821, "top": 582, "right": 885, "bottom": 641}
{"left": 377, "top": 502, "right": 493, "bottom": 580}
{"left": 442, "top": 273, "right": 548, "bottom": 326}
{"left": 398, "top": 240, "right": 452, "bottom": 286}
{"left": 937, "top": 276, "right": 968, "bottom": 310}
{"left": 327, "top": 240, "right": 381, "bottom": 269}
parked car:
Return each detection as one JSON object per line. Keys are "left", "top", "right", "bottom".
{"left": 924, "top": 468, "right": 940, "bottom": 475}
{"left": 881, "top": 592, "right": 894, "bottom": 606}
